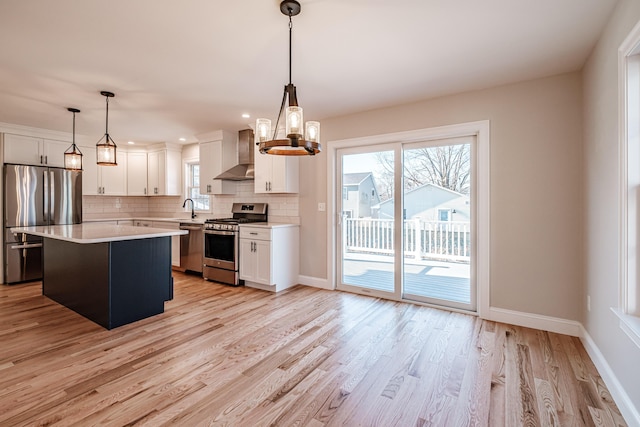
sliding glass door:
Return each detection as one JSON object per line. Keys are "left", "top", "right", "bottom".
{"left": 336, "top": 136, "right": 476, "bottom": 311}
{"left": 401, "top": 137, "right": 475, "bottom": 311}
{"left": 337, "top": 145, "right": 400, "bottom": 298}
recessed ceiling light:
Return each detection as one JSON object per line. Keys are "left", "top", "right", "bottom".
{"left": 127, "top": 141, "right": 135, "bottom": 145}
{"left": 242, "top": 113, "right": 250, "bottom": 119}
{"left": 179, "top": 137, "right": 186, "bottom": 142}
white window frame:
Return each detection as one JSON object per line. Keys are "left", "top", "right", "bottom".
{"left": 616, "top": 20, "right": 640, "bottom": 349}
{"left": 184, "top": 159, "right": 211, "bottom": 213}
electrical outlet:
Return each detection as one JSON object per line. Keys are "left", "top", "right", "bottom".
{"left": 587, "top": 295, "right": 591, "bottom": 312}
{"left": 115, "top": 198, "right": 121, "bottom": 209}
{"left": 318, "top": 202, "right": 326, "bottom": 212}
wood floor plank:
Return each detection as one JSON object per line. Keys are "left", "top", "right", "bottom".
{"left": 0, "top": 273, "right": 628, "bottom": 426}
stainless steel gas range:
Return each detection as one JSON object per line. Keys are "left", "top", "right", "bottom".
{"left": 203, "top": 203, "right": 268, "bottom": 286}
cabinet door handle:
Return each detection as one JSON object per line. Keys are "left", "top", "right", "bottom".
{"left": 40, "top": 155, "right": 43, "bottom": 164}
{"left": 45, "top": 155, "right": 48, "bottom": 164}
{"left": 265, "top": 182, "right": 268, "bottom": 191}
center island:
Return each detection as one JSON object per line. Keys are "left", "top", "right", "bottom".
{"left": 11, "top": 223, "right": 187, "bottom": 330}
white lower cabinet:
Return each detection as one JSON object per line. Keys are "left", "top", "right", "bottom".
{"left": 239, "top": 224, "right": 299, "bottom": 292}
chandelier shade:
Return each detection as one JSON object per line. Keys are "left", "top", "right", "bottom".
{"left": 96, "top": 91, "right": 117, "bottom": 166}
{"left": 64, "top": 107, "right": 83, "bottom": 171}
{"left": 256, "top": 0, "right": 321, "bottom": 156}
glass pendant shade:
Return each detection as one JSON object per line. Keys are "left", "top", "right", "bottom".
{"left": 96, "top": 136, "right": 117, "bottom": 165}
{"left": 285, "top": 106, "right": 303, "bottom": 139}
{"left": 305, "top": 121, "right": 320, "bottom": 143}
{"left": 64, "top": 107, "right": 83, "bottom": 171}
{"left": 64, "top": 145, "right": 83, "bottom": 170}
{"left": 256, "top": 118, "right": 272, "bottom": 143}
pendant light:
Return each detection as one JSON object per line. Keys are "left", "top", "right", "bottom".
{"left": 96, "top": 90, "right": 117, "bottom": 165}
{"left": 256, "top": 0, "right": 321, "bottom": 156}
{"left": 64, "top": 107, "right": 83, "bottom": 170}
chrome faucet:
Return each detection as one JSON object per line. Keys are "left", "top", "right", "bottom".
{"left": 182, "top": 198, "right": 196, "bottom": 219}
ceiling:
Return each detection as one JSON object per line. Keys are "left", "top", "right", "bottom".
{"left": 0, "top": 0, "right": 618, "bottom": 145}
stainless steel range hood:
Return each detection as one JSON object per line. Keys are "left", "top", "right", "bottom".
{"left": 214, "top": 129, "right": 255, "bottom": 181}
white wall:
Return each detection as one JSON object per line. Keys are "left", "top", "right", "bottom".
{"left": 300, "top": 72, "right": 584, "bottom": 322}
{"left": 583, "top": 0, "right": 640, "bottom": 418}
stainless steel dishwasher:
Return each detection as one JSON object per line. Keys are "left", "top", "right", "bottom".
{"left": 179, "top": 223, "right": 204, "bottom": 274}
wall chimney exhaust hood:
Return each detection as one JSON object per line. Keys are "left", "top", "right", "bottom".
{"left": 214, "top": 129, "right": 255, "bottom": 181}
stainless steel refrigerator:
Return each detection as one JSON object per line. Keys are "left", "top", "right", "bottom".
{"left": 3, "top": 164, "right": 82, "bottom": 284}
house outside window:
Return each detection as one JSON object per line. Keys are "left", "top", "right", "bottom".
{"left": 186, "top": 162, "right": 210, "bottom": 211}
{"left": 438, "top": 209, "right": 450, "bottom": 221}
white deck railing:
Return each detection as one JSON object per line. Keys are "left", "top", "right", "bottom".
{"left": 344, "top": 218, "right": 471, "bottom": 262}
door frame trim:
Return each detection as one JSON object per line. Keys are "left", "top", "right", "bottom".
{"left": 327, "top": 120, "right": 490, "bottom": 316}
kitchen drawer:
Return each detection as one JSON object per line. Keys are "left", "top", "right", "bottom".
{"left": 152, "top": 221, "right": 180, "bottom": 230}
{"left": 239, "top": 227, "right": 271, "bottom": 241}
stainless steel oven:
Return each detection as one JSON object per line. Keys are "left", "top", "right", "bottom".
{"left": 203, "top": 228, "right": 239, "bottom": 285}
{"left": 202, "top": 203, "right": 267, "bottom": 286}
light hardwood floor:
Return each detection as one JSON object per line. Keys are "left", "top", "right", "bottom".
{"left": 0, "top": 272, "right": 627, "bottom": 426}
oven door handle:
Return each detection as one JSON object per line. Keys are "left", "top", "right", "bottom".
{"left": 10, "top": 243, "right": 43, "bottom": 250}
{"left": 204, "top": 230, "right": 236, "bottom": 236}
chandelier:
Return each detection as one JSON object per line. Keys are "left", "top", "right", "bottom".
{"left": 255, "top": 0, "right": 321, "bottom": 156}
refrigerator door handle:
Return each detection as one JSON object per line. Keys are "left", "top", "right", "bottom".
{"left": 49, "top": 170, "right": 55, "bottom": 222}
{"left": 43, "top": 170, "right": 49, "bottom": 220}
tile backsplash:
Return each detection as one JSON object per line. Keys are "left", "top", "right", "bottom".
{"left": 83, "top": 181, "right": 299, "bottom": 224}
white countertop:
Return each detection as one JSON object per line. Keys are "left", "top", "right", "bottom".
{"left": 238, "top": 222, "right": 299, "bottom": 229}
{"left": 83, "top": 217, "right": 208, "bottom": 224}
{"left": 11, "top": 223, "right": 187, "bottom": 244}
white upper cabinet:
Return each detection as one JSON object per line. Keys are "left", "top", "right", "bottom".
{"left": 253, "top": 140, "right": 299, "bottom": 193}
{"left": 147, "top": 145, "right": 181, "bottom": 196}
{"left": 81, "top": 145, "right": 128, "bottom": 196}
{"left": 198, "top": 130, "right": 236, "bottom": 195}
{"left": 3, "top": 132, "right": 181, "bottom": 198}
{"left": 3, "top": 134, "right": 68, "bottom": 167}
{"left": 127, "top": 151, "right": 148, "bottom": 195}
{"left": 100, "top": 155, "right": 128, "bottom": 195}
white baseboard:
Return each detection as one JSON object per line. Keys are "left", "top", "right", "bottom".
{"left": 484, "top": 306, "right": 582, "bottom": 336}
{"left": 580, "top": 326, "right": 640, "bottom": 427}
{"left": 298, "top": 275, "right": 333, "bottom": 290}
